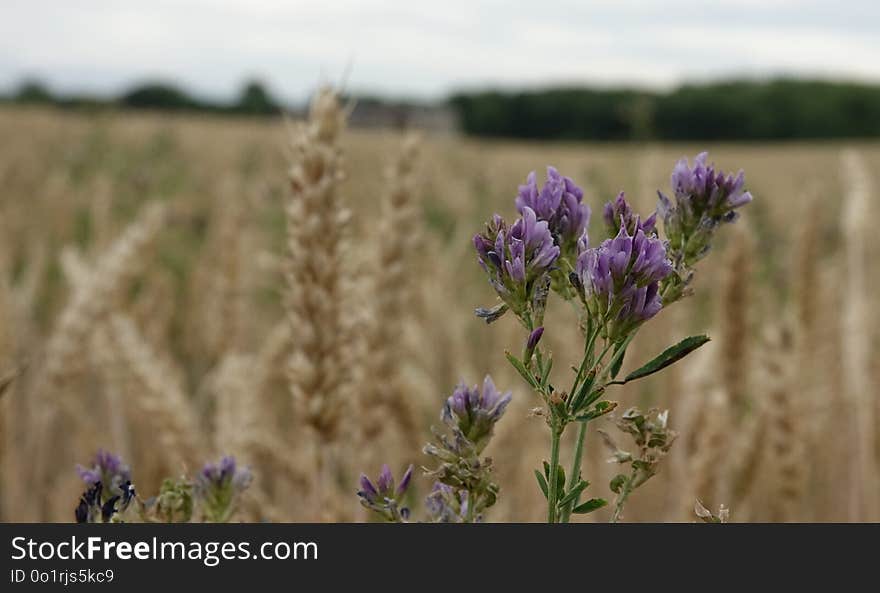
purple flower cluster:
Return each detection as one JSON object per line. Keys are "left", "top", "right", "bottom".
{"left": 475, "top": 167, "right": 593, "bottom": 316}
{"left": 358, "top": 464, "right": 414, "bottom": 522}
{"left": 442, "top": 375, "right": 512, "bottom": 453}
{"left": 473, "top": 207, "right": 559, "bottom": 320}
{"left": 576, "top": 220, "right": 672, "bottom": 340}
{"left": 76, "top": 449, "right": 131, "bottom": 496}
{"left": 74, "top": 478, "right": 136, "bottom": 523}
{"left": 659, "top": 152, "right": 753, "bottom": 267}
{"left": 602, "top": 192, "right": 657, "bottom": 239}
{"left": 195, "top": 456, "right": 252, "bottom": 522}
{"left": 516, "top": 167, "right": 590, "bottom": 250}
{"left": 425, "top": 482, "right": 471, "bottom": 523}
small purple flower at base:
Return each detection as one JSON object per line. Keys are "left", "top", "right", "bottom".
{"left": 602, "top": 192, "right": 657, "bottom": 239}
{"left": 76, "top": 449, "right": 131, "bottom": 497}
{"left": 357, "top": 464, "right": 414, "bottom": 522}
{"left": 195, "top": 456, "right": 252, "bottom": 523}
{"left": 442, "top": 375, "right": 512, "bottom": 453}
{"left": 74, "top": 479, "right": 136, "bottom": 523}
{"left": 426, "top": 482, "right": 472, "bottom": 523}
{"left": 516, "top": 167, "right": 590, "bottom": 250}
{"left": 474, "top": 207, "right": 559, "bottom": 321}
{"left": 576, "top": 224, "right": 672, "bottom": 341}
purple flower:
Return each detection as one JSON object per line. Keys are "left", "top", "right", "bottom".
{"left": 576, "top": 224, "right": 672, "bottom": 340}
{"left": 442, "top": 375, "right": 512, "bottom": 453}
{"left": 474, "top": 207, "right": 559, "bottom": 320}
{"left": 526, "top": 326, "right": 544, "bottom": 351}
{"left": 655, "top": 152, "right": 753, "bottom": 303}
{"left": 668, "top": 152, "right": 752, "bottom": 213}
{"left": 360, "top": 463, "right": 413, "bottom": 501}
{"left": 516, "top": 167, "right": 591, "bottom": 249}
{"left": 76, "top": 449, "right": 131, "bottom": 496}
{"left": 197, "top": 456, "right": 252, "bottom": 494}
{"left": 426, "top": 482, "right": 471, "bottom": 523}
{"left": 602, "top": 192, "right": 657, "bottom": 239}
{"left": 74, "top": 479, "right": 136, "bottom": 524}
{"left": 658, "top": 152, "right": 753, "bottom": 266}
{"left": 357, "top": 464, "right": 414, "bottom": 522}
{"left": 195, "top": 456, "right": 252, "bottom": 522}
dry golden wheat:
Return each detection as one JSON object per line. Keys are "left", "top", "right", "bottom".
{"left": 839, "top": 149, "right": 878, "bottom": 521}
{"left": 360, "top": 134, "right": 424, "bottom": 462}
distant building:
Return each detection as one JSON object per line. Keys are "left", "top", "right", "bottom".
{"left": 348, "top": 100, "right": 459, "bottom": 134}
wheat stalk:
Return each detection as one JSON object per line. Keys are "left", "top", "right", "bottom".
{"left": 757, "top": 322, "right": 805, "bottom": 521}
{"left": 188, "top": 180, "right": 248, "bottom": 361}
{"left": 839, "top": 149, "right": 877, "bottom": 521}
{"left": 43, "top": 202, "right": 166, "bottom": 389}
{"left": 684, "top": 385, "right": 729, "bottom": 518}
{"left": 717, "top": 224, "right": 754, "bottom": 418}
{"left": 284, "top": 88, "right": 359, "bottom": 518}
{"left": 26, "top": 202, "right": 166, "bottom": 517}
{"left": 103, "top": 314, "right": 203, "bottom": 467}
{"left": 360, "top": 134, "right": 423, "bottom": 459}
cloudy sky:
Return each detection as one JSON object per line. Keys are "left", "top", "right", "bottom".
{"left": 2, "top": 0, "right": 878, "bottom": 102}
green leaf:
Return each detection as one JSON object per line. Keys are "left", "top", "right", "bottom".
{"left": 609, "top": 342, "right": 628, "bottom": 380}
{"left": 505, "top": 351, "right": 539, "bottom": 389}
{"left": 534, "top": 470, "right": 548, "bottom": 499}
{"left": 575, "top": 400, "right": 618, "bottom": 422}
{"left": 572, "top": 498, "right": 607, "bottom": 514}
{"left": 610, "top": 474, "right": 628, "bottom": 494}
{"left": 604, "top": 332, "right": 636, "bottom": 382}
{"left": 540, "top": 355, "right": 554, "bottom": 389}
{"left": 568, "top": 370, "right": 597, "bottom": 413}
{"left": 556, "top": 465, "right": 566, "bottom": 496}
{"left": 618, "top": 335, "right": 710, "bottom": 385}
{"left": 581, "top": 387, "right": 606, "bottom": 410}
{"left": 557, "top": 479, "right": 590, "bottom": 508}
{"left": 543, "top": 460, "right": 551, "bottom": 480}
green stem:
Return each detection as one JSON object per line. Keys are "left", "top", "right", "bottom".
{"left": 558, "top": 336, "right": 613, "bottom": 524}
{"left": 547, "top": 420, "right": 563, "bottom": 523}
{"left": 559, "top": 420, "right": 588, "bottom": 523}
{"left": 466, "top": 491, "right": 476, "bottom": 523}
{"left": 571, "top": 326, "right": 600, "bottom": 393}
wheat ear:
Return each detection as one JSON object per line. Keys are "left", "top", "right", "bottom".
{"left": 360, "top": 134, "right": 424, "bottom": 457}
{"left": 103, "top": 314, "right": 203, "bottom": 466}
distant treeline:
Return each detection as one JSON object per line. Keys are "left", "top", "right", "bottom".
{"left": 450, "top": 79, "right": 880, "bottom": 140}
{"left": 6, "top": 77, "right": 880, "bottom": 139}
{"left": 4, "top": 79, "right": 282, "bottom": 116}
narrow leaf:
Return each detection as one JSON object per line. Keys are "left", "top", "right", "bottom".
{"left": 557, "top": 480, "right": 589, "bottom": 508}
{"left": 505, "top": 351, "right": 539, "bottom": 389}
{"left": 609, "top": 342, "right": 628, "bottom": 380}
{"left": 569, "top": 370, "right": 597, "bottom": 413}
{"left": 605, "top": 332, "right": 636, "bottom": 382}
{"left": 556, "top": 465, "right": 566, "bottom": 496}
{"left": 575, "top": 400, "right": 618, "bottom": 422}
{"left": 534, "top": 470, "right": 549, "bottom": 499}
{"left": 619, "top": 335, "right": 710, "bottom": 385}
{"left": 581, "top": 386, "right": 606, "bottom": 410}
{"left": 541, "top": 355, "right": 554, "bottom": 389}
{"left": 572, "top": 498, "right": 608, "bottom": 514}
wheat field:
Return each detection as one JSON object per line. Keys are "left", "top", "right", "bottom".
{"left": 0, "top": 102, "right": 878, "bottom": 523}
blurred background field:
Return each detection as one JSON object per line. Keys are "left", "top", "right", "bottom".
{"left": 0, "top": 104, "right": 878, "bottom": 522}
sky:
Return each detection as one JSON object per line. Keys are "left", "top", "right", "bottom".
{"left": 2, "top": 0, "right": 879, "bottom": 103}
